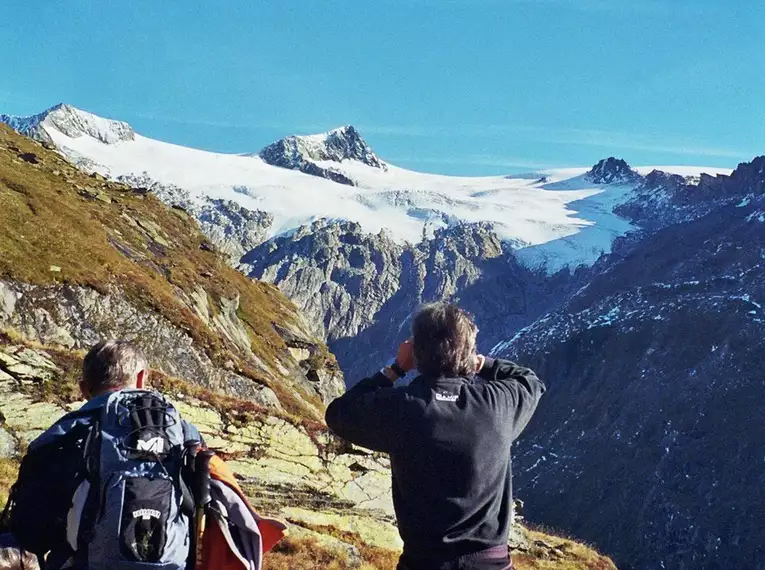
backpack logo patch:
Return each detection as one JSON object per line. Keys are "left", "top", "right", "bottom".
{"left": 435, "top": 392, "right": 459, "bottom": 402}
{"left": 136, "top": 437, "right": 166, "bottom": 454}
{"left": 132, "top": 508, "right": 162, "bottom": 521}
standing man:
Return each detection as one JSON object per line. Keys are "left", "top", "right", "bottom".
{"left": 326, "top": 303, "right": 545, "bottom": 570}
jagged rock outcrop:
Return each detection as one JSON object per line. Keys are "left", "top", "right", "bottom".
{"left": 243, "top": 219, "right": 579, "bottom": 384}
{"left": 258, "top": 125, "right": 386, "bottom": 186}
{"left": 242, "top": 219, "right": 406, "bottom": 341}
{"left": 497, "top": 166, "right": 765, "bottom": 569}
{"left": 616, "top": 156, "right": 765, "bottom": 233}
{"left": 0, "top": 280, "right": 312, "bottom": 410}
{"left": 585, "top": 157, "right": 642, "bottom": 185}
{"left": 196, "top": 200, "right": 273, "bottom": 262}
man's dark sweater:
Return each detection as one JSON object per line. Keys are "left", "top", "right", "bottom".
{"left": 325, "top": 358, "right": 545, "bottom": 562}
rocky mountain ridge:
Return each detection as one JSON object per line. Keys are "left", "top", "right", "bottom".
{"left": 497, "top": 157, "right": 765, "bottom": 570}
{"left": 615, "top": 155, "right": 765, "bottom": 231}
{"left": 240, "top": 218, "right": 580, "bottom": 384}
{"left": 0, "top": 123, "right": 342, "bottom": 419}
{"left": 116, "top": 172, "right": 275, "bottom": 263}
{"left": 3, "top": 103, "right": 704, "bottom": 272}
{"left": 258, "top": 125, "right": 386, "bottom": 186}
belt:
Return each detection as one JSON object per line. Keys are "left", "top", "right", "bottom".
{"left": 463, "top": 545, "right": 510, "bottom": 561}
{"left": 400, "top": 544, "right": 511, "bottom": 566}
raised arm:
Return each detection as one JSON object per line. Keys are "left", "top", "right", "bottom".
{"left": 324, "top": 371, "right": 400, "bottom": 452}
{"left": 478, "top": 357, "right": 546, "bottom": 440}
{"left": 325, "top": 341, "right": 414, "bottom": 453}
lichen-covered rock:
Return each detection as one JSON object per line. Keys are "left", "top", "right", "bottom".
{"left": 0, "top": 343, "right": 394, "bottom": 551}
{"left": 281, "top": 507, "right": 403, "bottom": 552}
{"left": 0, "top": 349, "right": 69, "bottom": 446}
{"left": 0, "top": 428, "right": 17, "bottom": 458}
{"left": 0, "top": 341, "right": 615, "bottom": 570}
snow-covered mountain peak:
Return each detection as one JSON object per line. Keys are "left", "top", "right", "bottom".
{"left": 259, "top": 124, "right": 385, "bottom": 177}
{"left": 585, "top": 157, "right": 642, "bottom": 185}
{"left": 0, "top": 103, "right": 135, "bottom": 146}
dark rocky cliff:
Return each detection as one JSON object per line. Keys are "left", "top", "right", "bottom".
{"left": 499, "top": 159, "right": 765, "bottom": 570}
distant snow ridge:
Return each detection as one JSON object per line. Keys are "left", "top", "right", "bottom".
{"left": 0, "top": 103, "right": 730, "bottom": 274}
{"left": 0, "top": 104, "right": 134, "bottom": 146}
{"left": 585, "top": 157, "right": 642, "bottom": 185}
{"left": 259, "top": 125, "right": 386, "bottom": 186}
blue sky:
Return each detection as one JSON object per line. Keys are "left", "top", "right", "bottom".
{"left": 1, "top": 1, "right": 763, "bottom": 175}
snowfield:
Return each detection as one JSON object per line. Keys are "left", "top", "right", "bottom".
{"left": 4, "top": 105, "right": 733, "bottom": 273}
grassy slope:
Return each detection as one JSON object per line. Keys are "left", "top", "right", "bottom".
{"left": 0, "top": 124, "right": 328, "bottom": 419}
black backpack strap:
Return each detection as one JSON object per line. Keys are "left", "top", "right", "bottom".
{"left": 180, "top": 440, "right": 199, "bottom": 518}
{"left": 179, "top": 419, "right": 205, "bottom": 518}
{"left": 71, "top": 414, "right": 103, "bottom": 569}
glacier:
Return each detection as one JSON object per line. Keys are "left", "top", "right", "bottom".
{"left": 1, "top": 103, "right": 731, "bottom": 273}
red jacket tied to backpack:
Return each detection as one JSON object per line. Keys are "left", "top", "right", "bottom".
{"left": 199, "top": 455, "right": 287, "bottom": 570}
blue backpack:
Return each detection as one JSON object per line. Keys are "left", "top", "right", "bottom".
{"left": 5, "top": 390, "right": 197, "bottom": 569}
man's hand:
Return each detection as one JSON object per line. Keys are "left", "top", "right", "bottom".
{"left": 396, "top": 339, "right": 416, "bottom": 372}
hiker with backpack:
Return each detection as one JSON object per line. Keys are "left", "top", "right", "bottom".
{"left": 325, "top": 302, "right": 546, "bottom": 570}
{"left": 2, "top": 340, "right": 285, "bottom": 570}
{"left": 3, "top": 340, "right": 204, "bottom": 569}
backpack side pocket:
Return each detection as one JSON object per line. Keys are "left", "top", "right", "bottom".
{"left": 119, "top": 476, "right": 172, "bottom": 562}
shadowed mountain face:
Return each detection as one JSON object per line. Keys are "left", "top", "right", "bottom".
{"left": 498, "top": 160, "right": 765, "bottom": 570}
{"left": 585, "top": 157, "right": 642, "bottom": 185}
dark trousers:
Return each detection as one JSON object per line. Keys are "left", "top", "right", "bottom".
{"left": 397, "top": 545, "right": 514, "bottom": 570}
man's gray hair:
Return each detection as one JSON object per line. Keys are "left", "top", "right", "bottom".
{"left": 82, "top": 340, "right": 148, "bottom": 394}
{"left": 412, "top": 302, "right": 478, "bottom": 378}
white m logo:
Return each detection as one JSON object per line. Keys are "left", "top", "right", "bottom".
{"left": 136, "top": 437, "right": 166, "bottom": 454}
